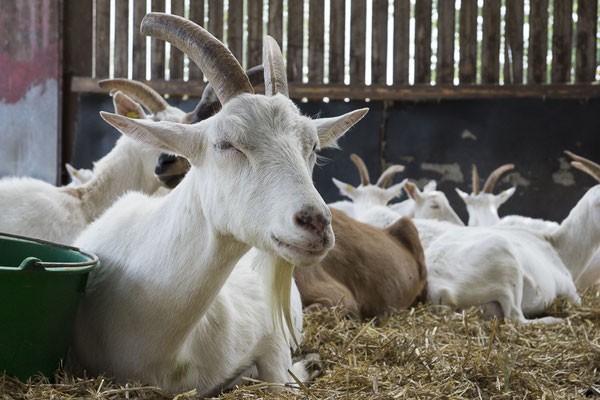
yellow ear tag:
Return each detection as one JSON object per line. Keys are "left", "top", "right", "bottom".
{"left": 72, "top": 170, "right": 78, "bottom": 176}
{"left": 346, "top": 184, "right": 354, "bottom": 191}
{"left": 126, "top": 111, "right": 140, "bottom": 119}
{"left": 502, "top": 189, "right": 508, "bottom": 194}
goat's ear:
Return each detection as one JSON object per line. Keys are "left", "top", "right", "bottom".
{"left": 332, "top": 177, "right": 355, "bottom": 199}
{"left": 404, "top": 182, "right": 422, "bottom": 203}
{"left": 384, "top": 179, "right": 407, "bottom": 201}
{"left": 65, "top": 163, "right": 77, "bottom": 178}
{"left": 100, "top": 112, "right": 200, "bottom": 157}
{"left": 112, "top": 91, "right": 146, "bottom": 119}
{"left": 423, "top": 180, "right": 437, "bottom": 192}
{"left": 315, "top": 108, "right": 369, "bottom": 148}
{"left": 455, "top": 188, "right": 469, "bottom": 201}
{"left": 495, "top": 187, "right": 516, "bottom": 205}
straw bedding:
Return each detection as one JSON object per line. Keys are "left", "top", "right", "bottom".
{"left": 2, "top": 289, "right": 599, "bottom": 399}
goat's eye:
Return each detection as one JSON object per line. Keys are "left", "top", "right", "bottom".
{"left": 312, "top": 143, "right": 318, "bottom": 153}
{"left": 215, "top": 141, "right": 234, "bottom": 151}
{"left": 430, "top": 203, "right": 440, "bottom": 210}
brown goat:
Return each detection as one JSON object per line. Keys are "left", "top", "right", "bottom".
{"left": 293, "top": 208, "right": 427, "bottom": 318}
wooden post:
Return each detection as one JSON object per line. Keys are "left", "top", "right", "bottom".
{"left": 504, "top": 0, "right": 523, "bottom": 84}
{"left": 481, "top": 0, "right": 500, "bottom": 84}
{"left": 414, "top": 0, "right": 432, "bottom": 84}
{"left": 151, "top": 0, "right": 165, "bottom": 80}
{"left": 575, "top": 0, "right": 598, "bottom": 83}
{"left": 228, "top": 0, "right": 243, "bottom": 63}
{"left": 371, "top": 0, "right": 387, "bottom": 84}
{"left": 169, "top": 0, "right": 185, "bottom": 80}
{"left": 114, "top": 0, "right": 129, "bottom": 78}
{"left": 350, "top": 0, "right": 366, "bottom": 84}
{"left": 309, "top": 0, "right": 324, "bottom": 83}
{"left": 287, "top": 0, "right": 304, "bottom": 81}
{"left": 393, "top": 0, "right": 410, "bottom": 85}
{"left": 550, "top": 0, "right": 573, "bottom": 83}
{"left": 208, "top": 0, "right": 224, "bottom": 41}
{"left": 329, "top": 0, "right": 345, "bottom": 84}
{"left": 459, "top": 0, "right": 477, "bottom": 83}
{"left": 247, "top": 0, "right": 263, "bottom": 68}
{"left": 436, "top": 0, "right": 455, "bottom": 84}
{"left": 268, "top": 0, "right": 283, "bottom": 46}
{"left": 527, "top": 0, "right": 548, "bottom": 84}
{"left": 95, "top": 0, "right": 110, "bottom": 78}
{"left": 189, "top": 0, "right": 205, "bottom": 80}
{"left": 132, "top": 0, "right": 147, "bottom": 80}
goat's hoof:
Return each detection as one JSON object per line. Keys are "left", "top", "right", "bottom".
{"left": 290, "top": 353, "right": 322, "bottom": 383}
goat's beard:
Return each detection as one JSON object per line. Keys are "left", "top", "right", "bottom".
{"left": 253, "top": 252, "right": 298, "bottom": 347}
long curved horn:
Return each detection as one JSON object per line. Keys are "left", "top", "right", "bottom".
{"left": 565, "top": 151, "right": 600, "bottom": 182}
{"left": 263, "top": 36, "right": 289, "bottom": 97}
{"left": 186, "top": 65, "right": 266, "bottom": 124}
{"left": 350, "top": 154, "right": 370, "bottom": 186}
{"left": 482, "top": 163, "right": 515, "bottom": 193}
{"left": 472, "top": 164, "right": 480, "bottom": 195}
{"left": 376, "top": 165, "right": 405, "bottom": 188}
{"left": 141, "top": 13, "right": 253, "bottom": 105}
{"left": 99, "top": 79, "right": 169, "bottom": 115}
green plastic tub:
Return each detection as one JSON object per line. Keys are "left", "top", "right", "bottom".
{"left": 0, "top": 232, "right": 99, "bottom": 381}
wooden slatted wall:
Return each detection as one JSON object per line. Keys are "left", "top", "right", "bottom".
{"left": 72, "top": 0, "right": 600, "bottom": 100}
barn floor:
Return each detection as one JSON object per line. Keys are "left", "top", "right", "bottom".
{"left": 3, "top": 290, "right": 599, "bottom": 400}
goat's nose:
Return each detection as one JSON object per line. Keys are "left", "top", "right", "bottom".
{"left": 293, "top": 209, "right": 331, "bottom": 234}
{"left": 155, "top": 153, "right": 178, "bottom": 175}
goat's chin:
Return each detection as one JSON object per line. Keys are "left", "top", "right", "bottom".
{"left": 270, "top": 234, "right": 331, "bottom": 267}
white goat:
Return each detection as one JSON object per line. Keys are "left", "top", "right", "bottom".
{"left": 0, "top": 91, "right": 162, "bottom": 244}
{"left": 72, "top": 16, "right": 367, "bottom": 395}
{"left": 415, "top": 152, "right": 600, "bottom": 323}
{"left": 329, "top": 154, "right": 406, "bottom": 222}
{"left": 396, "top": 180, "right": 464, "bottom": 226}
{"left": 458, "top": 158, "right": 600, "bottom": 290}
{"left": 65, "top": 163, "right": 93, "bottom": 186}
{"left": 455, "top": 163, "right": 516, "bottom": 226}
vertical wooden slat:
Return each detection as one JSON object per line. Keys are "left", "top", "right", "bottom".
{"left": 550, "top": 0, "right": 573, "bottom": 83}
{"left": 208, "top": 0, "right": 224, "bottom": 40}
{"left": 575, "top": 0, "right": 598, "bottom": 82}
{"left": 228, "top": 0, "right": 243, "bottom": 63}
{"left": 371, "top": 0, "right": 387, "bottom": 84}
{"left": 309, "top": 0, "right": 324, "bottom": 83}
{"left": 189, "top": 0, "right": 204, "bottom": 80}
{"left": 459, "top": 0, "right": 477, "bottom": 83}
{"left": 170, "top": 0, "right": 185, "bottom": 80}
{"left": 481, "top": 0, "right": 500, "bottom": 83}
{"left": 436, "top": 0, "right": 454, "bottom": 84}
{"left": 247, "top": 0, "right": 263, "bottom": 68}
{"left": 329, "top": 0, "right": 345, "bottom": 83}
{"left": 287, "top": 0, "right": 304, "bottom": 81}
{"left": 414, "top": 0, "right": 432, "bottom": 84}
{"left": 350, "top": 0, "right": 366, "bottom": 84}
{"left": 393, "top": 0, "right": 410, "bottom": 85}
{"left": 63, "top": 0, "right": 93, "bottom": 178}
{"left": 132, "top": 0, "right": 147, "bottom": 80}
{"left": 504, "top": 0, "right": 523, "bottom": 83}
{"left": 527, "top": 0, "right": 548, "bottom": 84}
{"left": 114, "top": 0, "right": 129, "bottom": 77}
{"left": 268, "top": 0, "right": 283, "bottom": 46}
{"left": 151, "top": 0, "right": 165, "bottom": 80}
{"left": 95, "top": 0, "right": 110, "bottom": 78}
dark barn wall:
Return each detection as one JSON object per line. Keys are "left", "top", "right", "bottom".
{"left": 73, "top": 95, "right": 600, "bottom": 224}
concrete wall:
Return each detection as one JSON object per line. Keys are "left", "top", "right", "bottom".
{"left": 72, "top": 94, "right": 600, "bottom": 224}
{"left": 0, "top": 0, "right": 60, "bottom": 184}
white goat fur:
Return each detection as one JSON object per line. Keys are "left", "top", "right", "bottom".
{"left": 72, "top": 92, "right": 367, "bottom": 394}
{"left": 415, "top": 184, "right": 600, "bottom": 323}
{"left": 0, "top": 92, "right": 163, "bottom": 245}
{"left": 460, "top": 185, "right": 600, "bottom": 290}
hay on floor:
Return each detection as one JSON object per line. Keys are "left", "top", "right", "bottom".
{"left": 2, "top": 290, "right": 599, "bottom": 399}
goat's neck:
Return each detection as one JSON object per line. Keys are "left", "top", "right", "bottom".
{"left": 136, "top": 168, "right": 251, "bottom": 350}
{"left": 80, "top": 137, "right": 160, "bottom": 222}
{"left": 552, "top": 193, "right": 600, "bottom": 280}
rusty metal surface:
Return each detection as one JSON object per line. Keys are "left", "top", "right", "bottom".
{"left": 0, "top": 0, "right": 60, "bottom": 183}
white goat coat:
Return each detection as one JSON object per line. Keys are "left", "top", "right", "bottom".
{"left": 0, "top": 137, "right": 160, "bottom": 245}
{"left": 72, "top": 191, "right": 303, "bottom": 395}
{"left": 412, "top": 219, "right": 580, "bottom": 324}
